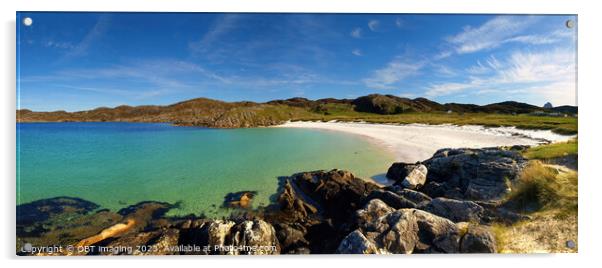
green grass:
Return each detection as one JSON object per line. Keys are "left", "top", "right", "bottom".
{"left": 523, "top": 139, "right": 578, "bottom": 160}
{"left": 291, "top": 111, "right": 578, "bottom": 135}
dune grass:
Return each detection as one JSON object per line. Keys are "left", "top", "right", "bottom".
{"left": 493, "top": 161, "right": 578, "bottom": 253}
{"left": 506, "top": 161, "right": 578, "bottom": 214}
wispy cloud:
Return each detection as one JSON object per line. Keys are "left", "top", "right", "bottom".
{"left": 20, "top": 59, "right": 232, "bottom": 100}
{"left": 368, "top": 20, "right": 380, "bottom": 31}
{"left": 189, "top": 14, "right": 241, "bottom": 55}
{"left": 433, "top": 64, "right": 457, "bottom": 77}
{"left": 465, "top": 56, "right": 501, "bottom": 75}
{"left": 465, "top": 60, "right": 490, "bottom": 75}
{"left": 352, "top": 49, "right": 363, "bottom": 56}
{"left": 363, "top": 58, "right": 426, "bottom": 89}
{"left": 505, "top": 29, "right": 574, "bottom": 45}
{"left": 395, "top": 18, "right": 405, "bottom": 28}
{"left": 350, "top": 28, "right": 362, "bottom": 38}
{"left": 43, "top": 40, "right": 74, "bottom": 49}
{"left": 63, "top": 15, "right": 111, "bottom": 60}
{"left": 445, "top": 16, "right": 575, "bottom": 56}
{"left": 425, "top": 48, "right": 576, "bottom": 105}
{"left": 446, "top": 16, "right": 537, "bottom": 54}
{"left": 433, "top": 51, "right": 452, "bottom": 60}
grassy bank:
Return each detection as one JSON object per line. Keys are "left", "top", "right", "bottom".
{"left": 292, "top": 111, "right": 578, "bottom": 135}
{"left": 523, "top": 139, "right": 578, "bottom": 159}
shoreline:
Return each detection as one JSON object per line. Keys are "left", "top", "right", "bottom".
{"left": 275, "top": 121, "right": 576, "bottom": 163}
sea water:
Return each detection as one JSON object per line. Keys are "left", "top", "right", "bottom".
{"left": 16, "top": 123, "right": 394, "bottom": 217}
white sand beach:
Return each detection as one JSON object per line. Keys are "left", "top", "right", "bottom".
{"left": 276, "top": 121, "right": 575, "bottom": 163}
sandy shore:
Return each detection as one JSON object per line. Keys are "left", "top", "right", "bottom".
{"left": 276, "top": 121, "right": 575, "bottom": 163}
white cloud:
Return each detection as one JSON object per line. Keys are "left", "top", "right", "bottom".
{"left": 445, "top": 16, "right": 575, "bottom": 56}
{"left": 497, "top": 49, "right": 575, "bottom": 84}
{"left": 447, "top": 16, "right": 536, "bottom": 54}
{"left": 368, "top": 20, "right": 380, "bottom": 31}
{"left": 506, "top": 29, "right": 575, "bottom": 45}
{"left": 350, "top": 28, "right": 362, "bottom": 38}
{"left": 425, "top": 48, "right": 576, "bottom": 105}
{"left": 363, "top": 59, "right": 425, "bottom": 89}
{"left": 352, "top": 49, "right": 363, "bottom": 56}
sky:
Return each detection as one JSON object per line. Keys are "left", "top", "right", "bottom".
{"left": 16, "top": 13, "right": 577, "bottom": 112}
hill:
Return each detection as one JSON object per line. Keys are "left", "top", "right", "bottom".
{"left": 17, "top": 94, "right": 578, "bottom": 132}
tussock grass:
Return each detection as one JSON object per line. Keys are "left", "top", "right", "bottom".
{"left": 506, "top": 161, "right": 577, "bottom": 215}
{"left": 493, "top": 161, "right": 578, "bottom": 253}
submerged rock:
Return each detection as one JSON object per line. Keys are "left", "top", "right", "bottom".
{"left": 223, "top": 191, "right": 257, "bottom": 209}
{"left": 16, "top": 197, "right": 123, "bottom": 255}
{"left": 17, "top": 196, "right": 100, "bottom": 226}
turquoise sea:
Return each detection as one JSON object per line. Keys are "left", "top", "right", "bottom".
{"left": 16, "top": 123, "right": 394, "bottom": 217}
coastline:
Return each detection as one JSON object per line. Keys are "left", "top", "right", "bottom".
{"left": 275, "top": 121, "right": 576, "bottom": 163}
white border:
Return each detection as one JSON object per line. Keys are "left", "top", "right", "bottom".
{"left": 2, "top": 1, "right": 601, "bottom": 268}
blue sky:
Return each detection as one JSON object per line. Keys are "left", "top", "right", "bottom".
{"left": 17, "top": 13, "right": 577, "bottom": 112}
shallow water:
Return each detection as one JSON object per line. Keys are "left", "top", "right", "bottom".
{"left": 16, "top": 123, "right": 394, "bottom": 217}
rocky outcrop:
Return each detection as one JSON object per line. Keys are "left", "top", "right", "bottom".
{"left": 229, "top": 220, "right": 280, "bottom": 255}
{"left": 276, "top": 179, "right": 318, "bottom": 222}
{"left": 343, "top": 199, "right": 462, "bottom": 253}
{"left": 459, "top": 225, "right": 497, "bottom": 253}
{"left": 364, "top": 190, "right": 417, "bottom": 209}
{"left": 273, "top": 169, "right": 380, "bottom": 225}
{"left": 384, "top": 187, "right": 432, "bottom": 205}
{"left": 336, "top": 230, "right": 382, "bottom": 254}
{"left": 177, "top": 219, "right": 279, "bottom": 255}
{"left": 386, "top": 163, "right": 428, "bottom": 189}
{"left": 421, "top": 197, "right": 485, "bottom": 223}
{"left": 266, "top": 169, "right": 381, "bottom": 253}
{"left": 422, "top": 148, "right": 528, "bottom": 200}
{"left": 341, "top": 199, "right": 497, "bottom": 254}
{"left": 274, "top": 223, "right": 310, "bottom": 254}
{"left": 355, "top": 199, "right": 395, "bottom": 230}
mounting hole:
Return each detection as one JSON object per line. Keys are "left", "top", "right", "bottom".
{"left": 23, "top": 17, "right": 33, "bottom": 26}
{"left": 565, "top": 19, "right": 574, "bottom": 29}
